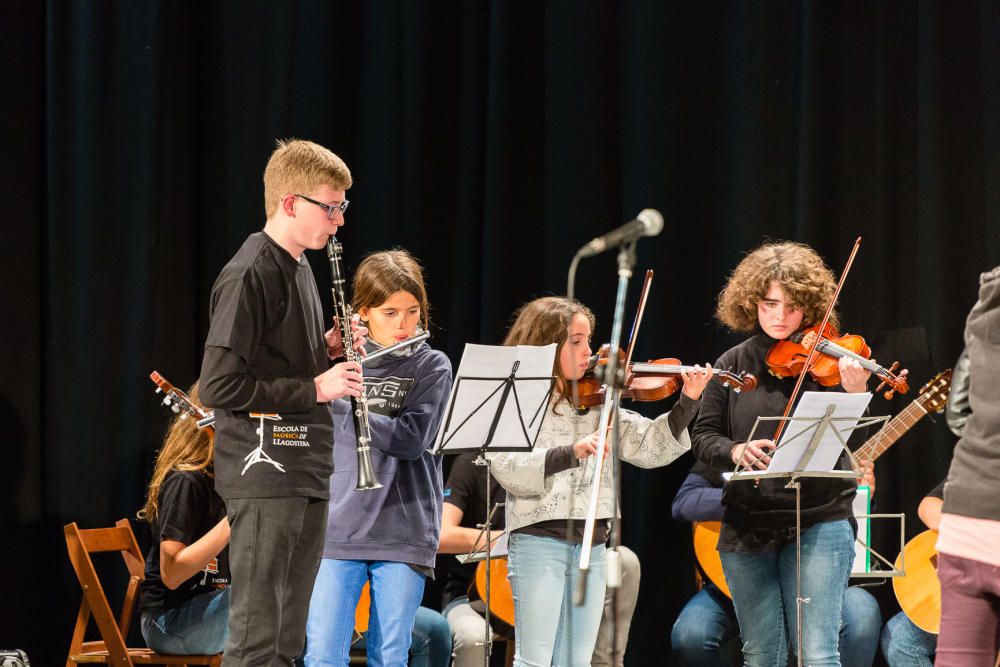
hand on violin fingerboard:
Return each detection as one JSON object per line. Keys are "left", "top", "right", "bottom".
{"left": 680, "top": 363, "right": 713, "bottom": 400}
{"left": 731, "top": 439, "right": 775, "bottom": 470}
{"left": 838, "top": 357, "right": 871, "bottom": 393}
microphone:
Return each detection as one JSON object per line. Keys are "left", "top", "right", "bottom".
{"left": 576, "top": 209, "right": 664, "bottom": 258}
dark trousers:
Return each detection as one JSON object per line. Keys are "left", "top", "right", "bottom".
{"left": 223, "top": 496, "right": 328, "bottom": 666}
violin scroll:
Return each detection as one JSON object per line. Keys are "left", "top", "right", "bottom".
{"left": 716, "top": 368, "right": 757, "bottom": 394}
{"left": 874, "top": 361, "right": 909, "bottom": 400}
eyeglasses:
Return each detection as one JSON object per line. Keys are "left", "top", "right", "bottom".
{"left": 295, "top": 194, "right": 350, "bottom": 219}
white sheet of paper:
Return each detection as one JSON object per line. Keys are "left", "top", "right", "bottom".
{"left": 433, "top": 343, "right": 556, "bottom": 452}
{"left": 763, "top": 391, "right": 872, "bottom": 473}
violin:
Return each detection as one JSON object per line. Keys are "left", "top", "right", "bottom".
{"left": 574, "top": 345, "right": 758, "bottom": 408}
{"left": 766, "top": 323, "right": 910, "bottom": 399}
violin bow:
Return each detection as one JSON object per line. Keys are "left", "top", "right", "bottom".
{"left": 578, "top": 270, "right": 654, "bottom": 595}
{"left": 586, "top": 270, "right": 654, "bottom": 478}
{"left": 772, "top": 237, "right": 862, "bottom": 442}
{"left": 623, "top": 270, "right": 654, "bottom": 371}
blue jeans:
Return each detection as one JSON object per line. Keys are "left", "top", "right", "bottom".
{"left": 506, "top": 532, "right": 607, "bottom": 667}
{"left": 670, "top": 586, "right": 879, "bottom": 667}
{"left": 409, "top": 607, "right": 452, "bottom": 667}
{"left": 670, "top": 587, "right": 742, "bottom": 666}
{"left": 141, "top": 587, "right": 229, "bottom": 655}
{"left": 838, "top": 587, "right": 882, "bottom": 667}
{"left": 880, "top": 611, "right": 937, "bottom": 666}
{"left": 305, "top": 559, "right": 425, "bottom": 667}
{"left": 351, "top": 606, "right": 451, "bottom": 667}
{"left": 719, "top": 519, "right": 855, "bottom": 666}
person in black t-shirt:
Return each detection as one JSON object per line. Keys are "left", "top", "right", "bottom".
{"left": 138, "top": 382, "right": 230, "bottom": 655}
{"left": 691, "top": 241, "right": 874, "bottom": 666}
{"left": 199, "top": 139, "right": 366, "bottom": 666}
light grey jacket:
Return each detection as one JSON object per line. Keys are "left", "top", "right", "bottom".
{"left": 488, "top": 396, "right": 695, "bottom": 533}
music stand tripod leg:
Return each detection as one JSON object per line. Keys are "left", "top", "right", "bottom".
{"left": 474, "top": 450, "right": 495, "bottom": 667}
{"left": 786, "top": 404, "right": 831, "bottom": 667}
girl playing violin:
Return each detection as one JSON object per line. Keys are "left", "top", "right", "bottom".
{"left": 488, "top": 296, "right": 711, "bottom": 667}
{"left": 305, "top": 249, "right": 453, "bottom": 667}
{"left": 691, "top": 241, "right": 872, "bottom": 667}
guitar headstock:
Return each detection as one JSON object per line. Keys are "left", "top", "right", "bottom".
{"left": 717, "top": 370, "right": 758, "bottom": 394}
{"left": 150, "top": 371, "right": 212, "bottom": 425}
{"left": 915, "top": 368, "right": 953, "bottom": 413}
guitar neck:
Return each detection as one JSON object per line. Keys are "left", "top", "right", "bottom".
{"left": 855, "top": 398, "right": 928, "bottom": 463}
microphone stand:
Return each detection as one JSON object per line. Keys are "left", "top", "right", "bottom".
{"left": 574, "top": 240, "right": 636, "bottom": 667}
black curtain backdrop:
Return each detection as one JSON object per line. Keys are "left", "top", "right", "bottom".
{"left": 3, "top": 2, "right": 999, "bottom": 664}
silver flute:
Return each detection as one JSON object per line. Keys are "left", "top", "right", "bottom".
{"left": 327, "top": 236, "right": 383, "bottom": 491}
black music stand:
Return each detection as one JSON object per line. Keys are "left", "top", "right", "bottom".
{"left": 433, "top": 343, "right": 556, "bottom": 667}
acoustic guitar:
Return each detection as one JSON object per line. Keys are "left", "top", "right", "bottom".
{"left": 354, "top": 582, "right": 371, "bottom": 637}
{"left": 893, "top": 529, "right": 940, "bottom": 634}
{"left": 149, "top": 371, "right": 214, "bottom": 434}
{"left": 691, "top": 370, "right": 953, "bottom": 599}
{"left": 469, "top": 557, "right": 516, "bottom": 638}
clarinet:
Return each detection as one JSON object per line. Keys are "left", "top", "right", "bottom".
{"left": 326, "top": 236, "right": 383, "bottom": 491}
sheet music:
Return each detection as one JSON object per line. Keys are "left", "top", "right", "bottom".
{"left": 763, "top": 391, "right": 872, "bottom": 473}
{"left": 433, "top": 343, "right": 556, "bottom": 452}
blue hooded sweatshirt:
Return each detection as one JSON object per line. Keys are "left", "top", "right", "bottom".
{"left": 324, "top": 340, "right": 452, "bottom": 568}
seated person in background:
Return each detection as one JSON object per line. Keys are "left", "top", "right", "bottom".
{"left": 879, "top": 481, "right": 943, "bottom": 667}
{"left": 670, "top": 460, "right": 881, "bottom": 667}
{"left": 439, "top": 451, "right": 641, "bottom": 667}
{"left": 138, "top": 383, "right": 230, "bottom": 655}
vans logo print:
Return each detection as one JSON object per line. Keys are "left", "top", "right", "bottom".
{"left": 364, "top": 376, "right": 415, "bottom": 417}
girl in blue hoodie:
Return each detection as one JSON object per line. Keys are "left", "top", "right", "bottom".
{"left": 305, "top": 249, "right": 453, "bottom": 667}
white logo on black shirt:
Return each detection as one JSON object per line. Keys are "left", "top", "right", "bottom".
{"left": 242, "top": 413, "right": 287, "bottom": 475}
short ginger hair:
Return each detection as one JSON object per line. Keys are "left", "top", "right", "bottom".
{"left": 263, "top": 139, "right": 352, "bottom": 218}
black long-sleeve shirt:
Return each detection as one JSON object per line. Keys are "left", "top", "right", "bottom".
{"left": 691, "top": 333, "right": 859, "bottom": 554}
{"left": 200, "top": 232, "right": 333, "bottom": 500}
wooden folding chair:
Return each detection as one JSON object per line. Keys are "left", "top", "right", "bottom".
{"left": 64, "top": 518, "right": 222, "bottom": 666}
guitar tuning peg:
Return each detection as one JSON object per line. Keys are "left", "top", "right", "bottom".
{"left": 170, "top": 404, "right": 180, "bottom": 413}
